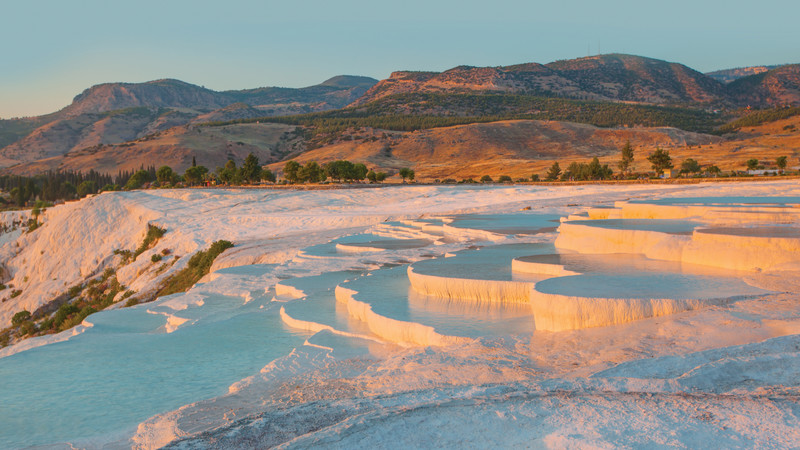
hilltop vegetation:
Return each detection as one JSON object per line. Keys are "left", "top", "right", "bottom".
{"left": 203, "top": 92, "right": 721, "bottom": 139}
{"left": 718, "top": 106, "right": 800, "bottom": 132}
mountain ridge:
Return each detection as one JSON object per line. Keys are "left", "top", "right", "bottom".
{"left": 353, "top": 54, "right": 736, "bottom": 107}
{"left": 2, "top": 54, "right": 800, "bottom": 177}
{"left": 0, "top": 76, "right": 378, "bottom": 168}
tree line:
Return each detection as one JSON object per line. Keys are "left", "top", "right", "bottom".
{"left": 200, "top": 92, "right": 721, "bottom": 137}
{"left": 0, "top": 168, "right": 150, "bottom": 207}
{"left": 282, "top": 159, "right": 409, "bottom": 184}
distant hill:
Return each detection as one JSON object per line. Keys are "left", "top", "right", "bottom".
{"left": 354, "top": 55, "right": 729, "bottom": 106}
{"left": 5, "top": 122, "right": 304, "bottom": 176}
{"left": 61, "top": 79, "right": 229, "bottom": 117}
{"left": 263, "top": 119, "right": 723, "bottom": 180}
{"left": 0, "top": 76, "right": 377, "bottom": 168}
{"left": 706, "top": 65, "right": 785, "bottom": 83}
{"left": 4, "top": 54, "right": 800, "bottom": 178}
{"left": 727, "top": 64, "right": 800, "bottom": 107}
{"left": 61, "top": 76, "right": 378, "bottom": 118}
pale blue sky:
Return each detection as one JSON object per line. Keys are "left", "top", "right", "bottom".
{"left": 1, "top": 0, "right": 798, "bottom": 118}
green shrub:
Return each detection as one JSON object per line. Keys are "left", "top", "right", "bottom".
{"left": 40, "top": 318, "right": 53, "bottom": 330}
{"left": 67, "top": 284, "right": 84, "bottom": 298}
{"left": 53, "top": 303, "right": 80, "bottom": 329}
{"left": 11, "top": 310, "right": 31, "bottom": 326}
{"left": 124, "top": 297, "right": 139, "bottom": 307}
{"left": 10, "top": 289, "right": 22, "bottom": 298}
{"left": 59, "top": 306, "right": 96, "bottom": 331}
{"left": 19, "top": 321, "right": 37, "bottom": 336}
{"left": 114, "top": 249, "right": 134, "bottom": 265}
{"left": 152, "top": 240, "right": 234, "bottom": 300}
{"left": 151, "top": 254, "right": 163, "bottom": 263}
{"left": 133, "top": 224, "right": 166, "bottom": 259}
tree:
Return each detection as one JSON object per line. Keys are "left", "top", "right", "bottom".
{"left": 375, "top": 172, "right": 387, "bottom": 182}
{"left": 25, "top": 179, "right": 38, "bottom": 202}
{"left": 707, "top": 165, "right": 721, "bottom": 177}
{"left": 498, "top": 175, "right": 513, "bottom": 183}
{"left": 156, "top": 166, "right": 175, "bottom": 184}
{"left": 399, "top": 167, "right": 414, "bottom": 182}
{"left": 647, "top": 148, "right": 673, "bottom": 176}
{"left": 480, "top": 175, "right": 493, "bottom": 183}
{"left": 283, "top": 160, "right": 301, "bottom": 183}
{"left": 618, "top": 140, "right": 634, "bottom": 174}
{"left": 77, "top": 180, "right": 97, "bottom": 198}
{"left": 184, "top": 166, "right": 209, "bottom": 185}
{"left": 298, "top": 161, "right": 325, "bottom": 183}
{"left": 217, "top": 160, "right": 238, "bottom": 184}
{"left": 261, "top": 168, "right": 276, "bottom": 183}
{"left": 545, "top": 162, "right": 561, "bottom": 181}
{"left": 680, "top": 158, "right": 701, "bottom": 175}
{"left": 777, "top": 156, "right": 788, "bottom": 172}
{"left": 124, "top": 170, "right": 153, "bottom": 190}
{"left": 324, "top": 160, "right": 355, "bottom": 182}
{"left": 241, "top": 153, "right": 262, "bottom": 183}
{"left": 192, "top": 156, "right": 197, "bottom": 167}
{"left": 63, "top": 182, "right": 77, "bottom": 197}
{"left": 530, "top": 174, "right": 540, "bottom": 182}
{"left": 367, "top": 170, "right": 377, "bottom": 183}
{"left": 746, "top": 158, "right": 759, "bottom": 171}
{"left": 352, "top": 163, "right": 368, "bottom": 181}
{"left": 587, "top": 157, "right": 612, "bottom": 179}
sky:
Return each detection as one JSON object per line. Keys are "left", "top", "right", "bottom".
{"left": 1, "top": 0, "right": 798, "bottom": 118}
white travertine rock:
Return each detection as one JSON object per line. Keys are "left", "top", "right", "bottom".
{"left": 335, "top": 285, "right": 469, "bottom": 347}
{"left": 530, "top": 290, "right": 742, "bottom": 332}
{"left": 407, "top": 265, "right": 532, "bottom": 304}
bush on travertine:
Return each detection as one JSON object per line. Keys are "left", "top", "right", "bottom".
{"left": 11, "top": 310, "right": 31, "bottom": 327}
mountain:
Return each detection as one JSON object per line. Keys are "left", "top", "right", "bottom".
{"left": 62, "top": 76, "right": 378, "bottom": 118}
{"left": 0, "top": 76, "right": 378, "bottom": 168}
{"left": 4, "top": 54, "right": 800, "bottom": 178}
{"left": 706, "top": 65, "right": 785, "bottom": 83}
{"left": 545, "top": 54, "right": 727, "bottom": 104}
{"left": 727, "top": 64, "right": 800, "bottom": 107}
{"left": 7, "top": 122, "right": 303, "bottom": 176}
{"left": 0, "top": 107, "right": 197, "bottom": 167}
{"left": 354, "top": 55, "right": 729, "bottom": 107}
{"left": 61, "top": 79, "right": 229, "bottom": 117}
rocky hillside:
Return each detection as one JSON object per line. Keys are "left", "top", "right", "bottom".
{"left": 61, "top": 76, "right": 378, "bottom": 118}
{"left": 727, "top": 64, "right": 800, "bottom": 107}
{"left": 0, "top": 76, "right": 377, "bottom": 168}
{"left": 61, "top": 79, "right": 229, "bottom": 117}
{"left": 6, "top": 122, "right": 303, "bottom": 176}
{"left": 354, "top": 55, "right": 800, "bottom": 109}
{"left": 705, "top": 65, "right": 784, "bottom": 83}
{"left": 546, "top": 54, "right": 727, "bottom": 104}
{"left": 354, "top": 55, "right": 730, "bottom": 107}
{"left": 263, "top": 119, "right": 722, "bottom": 180}
{"left": 261, "top": 114, "right": 800, "bottom": 180}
